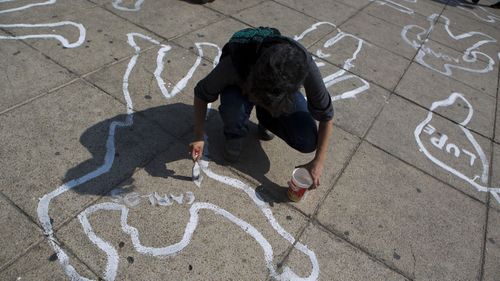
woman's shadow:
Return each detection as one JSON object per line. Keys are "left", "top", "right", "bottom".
{"left": 64, "top": 103, "right": 289, "bottom": 203}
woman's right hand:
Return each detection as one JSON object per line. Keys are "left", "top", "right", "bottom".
{"left": 189, "top": 141, "right": 204, "bottom": 162}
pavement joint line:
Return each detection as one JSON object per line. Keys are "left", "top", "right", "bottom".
{"left": 367, "top": 139, "right": 491, "bottom": 206}
{"left": 0, "top": 235, "right": 47, "bottom": 273}
{"left": 2, "top": 2, "right": 497, "bottom": 279}
{"left": 311, "top": 217, "right": 415, "bottom": 280}
{"left": 443, "top": 2, "right": 500, "bottom": 31}
{"left": 80, "top": 43, "right": 159, "bottom": 79}
{"left": 478, "top": 195, "right": 490, "bottom": 281}
{"left": 270, "top": 0, "right": 373, "bottom": 29}
{"left": 0, "top": 77, "right": 81, "bottom": 116}
{"left": 84, "top": 0, "right": 227, "bottom": 44}
{"left": 274, "top": 220, "right": 313, "bottom": 279}
{"left": 390, "top": 91, "right": 496, "bottom": 141}
{"left": 361, "top": 5, "right": 497, "bottom": 65}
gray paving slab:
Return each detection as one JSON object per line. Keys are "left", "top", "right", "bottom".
{"left": 6, "top": 6, "right": 159, "bottom": 75}
{"left": 404, "top": 37, "right": 499, "bottom": 97}
{"left": 0, "top": 80, "right": 175, "bottom": 227}
{"left": 315, "top": 60, "right": 391, "bottom": 137}
{"left": 0, "top": 239, "right": 98, "bottom": 281}
{"left": 492, "top": 143, "right": 500, "bottom": 200}
{"left": 363, "top": 1, "right": 432, "bottom": 29}
{"left": 496, "top": 98, "right": 500, "bottom": 143}
{"left": 368, "top": 0, "right": 446, "bottom": 18}
{"left": 193, "top": 113, "right": 361, "bottom": 215}
{"left": 444, "top": 1, "right": 500, "bottom": 29}
{"left": 274, "top": 0, "right": 360, "bottom": 26}
{"left": 173, "top": 17, "right": 250, "bottom": 62}
{"left": 86, "top": 41, "right": 218, "bottom": 138}
{"left": 440, "top": 6, "right": 500, "bottom": 40}
{"left": 234, "top": 1, "right": 333, "bottom": 49}
{"left": 317, "top": 141, "right": 485, "bottom": 281}
{"left": 335, "top": 0, "right": 371, "bottom": 9}
{"left": 56, "top": 141, "right": 309, "bottom": 280}
{"left": 366, "top": 94, "right": 492, "bottom": 202}
{"left": 203, "top": 0, "right": 267, "bottom": 15}
{"left": 0, "top": 31, "right": 76, "bottom": 113}
{"left": 339, "top": 11, "right": 419, "bottom": 60}
{"left": 0, "top": 195, "right": 42, "bottom": 268}
{"left": 283, "top": 223, "right": 408, "bottom": 281}
{"left": 0, "top": 0, "right": 95, "bottom": 22}
{"left": 427, "top": 20, "right": 500, "bottom": 65}
{"left": 93, "top": 0, "right": 224, "bottom": 40}
{"left": 395, "top": 62, "right": 496, "bottom": 138}
{"left": 484, "top": 207, "right": 500, "bottom": 281}
{"left": 310, "top": 32, "right": 411, "bottom": 91}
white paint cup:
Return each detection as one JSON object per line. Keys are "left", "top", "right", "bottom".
{"left": 287, "top": 168, "right": 313, "bottom": 201}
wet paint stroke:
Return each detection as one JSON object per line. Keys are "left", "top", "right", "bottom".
{"left": 37, "top": 31, "right": 318, "bottom": 280}
{"left": 0, "top": 0, "right": 86, "bottom": 48}
{"left": 294, "top": 22, "right": 371, "bottom": 102}
{"left": 415, "top": 93, "right": 500, "bottom": 203}
{"left": 112, "top": 0, "right": 144, "bottom": 12}
{"left": 370, "top": 0, "right": 417, "bottom": 14}
{"left": 401, "top": 13, "right": 496, "bottom": 76}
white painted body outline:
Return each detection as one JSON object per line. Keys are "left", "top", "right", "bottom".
{"left": 0, "top": 0, "right": 86, "bottom": 48}
{"left": 414, "top": 93, "right": 500, "bottom": 203}
{"left": 0, "top": 0, "right": 55, "bottom": 14}
{"left": 0, "top": 22, "right": 86, "bottom": 48}
{"left": 370, "top": 0, "right": 417, "bottom": 14}
{"left": 401, "top": 14, "right": 496, "bottom": 76}
{"left": 448, "top": 0, "right": 500, "bottom": 24}
{"left": 37, "top": 31, "right": 318, "bottom": 280}
{"left": 112, "top": 0, "right": 144, "bottom": 12}
{"left": 294, "top": 22, "right": 371, "bottom": 103}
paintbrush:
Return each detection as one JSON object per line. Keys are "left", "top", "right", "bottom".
{"left": 192, "top": 161, "right": 202, "bottom": 187}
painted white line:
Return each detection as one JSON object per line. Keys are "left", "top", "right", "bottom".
{"left": 294, "top": 22, "right": 371, "bottom": 103}
{"left": 112, "top": 0, "right": 144, "bottom": 11}
{"left": 0, "top": 0, "right": 56, "bottom": 14}
{"left": 38, "top": 30, "right": 319, "bottom": 280}
{"left": 402, "top": 14, "right": 496, "bottom": 76}
{"left": 414, "top": 93, "right": 500, "bottom": 202}
{"left": 370, "top": 0, "right": 417, "bottom": 14}
{"left": 449, "top": 0, "right": 500, "bottom": 24}
{"left": 0, "top": 21, "right": 86, "bottom": 48}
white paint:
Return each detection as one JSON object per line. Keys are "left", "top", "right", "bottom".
{"left": 0, "top": 0, "right": 55, "bottom": 14}
{"left": 0, "top": 21, "right": 86, "bottom": 48}
{"left": 370, "top": 0, "right": 416, "bottom": 14}
{"left": 37, "top": 30, "right": 319, "bottom": 280}
{"left": 449, "top": 0, "right": 500, "bottom": 24}
{"left": 414, "top": 93, "right": 500, "bottom": 202}
{"left": 401, "top": 14, "right": 496, "bottom": 76}
{"left": 294, "top": 22, "right": 371, "bottom": 103}
{"left": 112, "top": 0, "right": 144, "bottom": 11}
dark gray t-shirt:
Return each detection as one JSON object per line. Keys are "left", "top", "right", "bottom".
{"left": 194, "top": 28, "right": 334, "bottom": 122}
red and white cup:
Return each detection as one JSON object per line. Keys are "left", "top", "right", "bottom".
{"left": 287, "top": 168, "right": 313, "bottom": 202}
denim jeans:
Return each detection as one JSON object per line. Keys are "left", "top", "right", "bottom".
{"left": 218, "top": 86, "right": 318, "bottom": 153}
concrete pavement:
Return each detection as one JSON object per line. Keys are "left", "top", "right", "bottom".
{"left": 0, "top": 0, "right": 499, "bottom": 280}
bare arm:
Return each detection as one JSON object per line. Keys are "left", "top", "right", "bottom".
{"left": 189, "top": 96, "right": 208, "bottom": 161}
{"left": 305, "top": 119, "right": 334, "bottom": 188}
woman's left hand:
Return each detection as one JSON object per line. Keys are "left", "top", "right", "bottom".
{"left": 298, "top": 159, "right": 323, "bottom": 189}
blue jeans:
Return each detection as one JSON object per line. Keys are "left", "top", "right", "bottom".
{"left": 218, "top": 86, "right": 318, "bottom": 153}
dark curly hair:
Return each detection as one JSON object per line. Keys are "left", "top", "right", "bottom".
{"left": 245, "top": 43, "right": 309, "bottom": 116}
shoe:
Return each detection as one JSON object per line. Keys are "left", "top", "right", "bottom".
{"left": 258, "top": 124, "right": 275, "bottom": 141}
{"left": 491, "top": 2, "right": 500, "bottom": 8}
{"left": 223, "top": 138, "right": 243, "bottom": 163}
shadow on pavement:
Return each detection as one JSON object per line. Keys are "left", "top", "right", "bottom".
{"left": 64, "top": 103, "right": 290, "bottom": 203}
